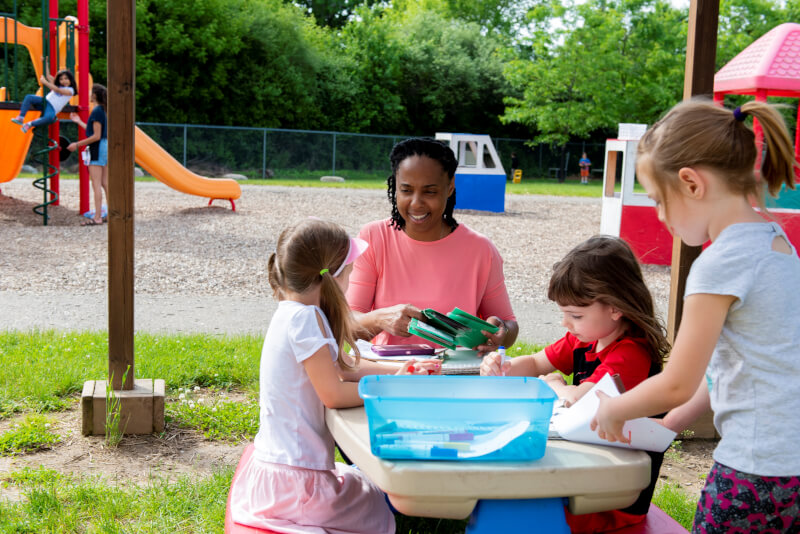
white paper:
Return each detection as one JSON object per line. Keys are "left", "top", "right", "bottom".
{"left": 552, "top": 373, "right": 676, "bottom": 452}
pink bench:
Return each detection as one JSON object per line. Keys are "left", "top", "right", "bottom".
{"left": 224, "top": 444, "right": 279, "bottom": 534}
{"left": 607, "top": 504, "right": 689, "bottom": 533}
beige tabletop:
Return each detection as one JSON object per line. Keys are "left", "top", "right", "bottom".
{"left": 326, "top": 406, "right": 652, "bottom": 520}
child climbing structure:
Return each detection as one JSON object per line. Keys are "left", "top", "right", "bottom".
{"left": 1, "top": 6, "right": 240, "bottom": 222}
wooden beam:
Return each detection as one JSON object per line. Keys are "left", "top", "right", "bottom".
{"left": 667, "top": 0, "right": 720, "bottom": 341}
{"left": 107, "top": 0, "right": 136, "bottom": 390}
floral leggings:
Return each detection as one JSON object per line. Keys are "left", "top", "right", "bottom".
{"left": 693, "top": 461, "right": 800, "bottom": 533}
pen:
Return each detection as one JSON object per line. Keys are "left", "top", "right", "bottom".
{"left": 374, "top": 443, "right": 459, "bottom": 459}
{"left": 498, "top": 346, "right": 509, "bottom": 376}
{"left": 375, "top": 431, "right": 474, "bottom": 444}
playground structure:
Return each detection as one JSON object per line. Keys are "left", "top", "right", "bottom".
{"left": 435, "top": 133, "right": 507, "bottom": 213}
{"left": 601, "top": 23, "right": 800, "bottom": 265}
{"left": 0, "top": 7, "right": 241, "bottom": 224}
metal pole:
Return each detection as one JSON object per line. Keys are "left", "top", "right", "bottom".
{"left": 332, "top": 132, "right": 336, "bottom": 176}
{"left": 183, "top": 124, "right": 187, "bottom": 167}
{"left": 262, "top": 128, "right": 267, "bottom": 179}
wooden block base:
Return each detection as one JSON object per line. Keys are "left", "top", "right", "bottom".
{"left": 81, "top": 378, "right": 165, "bottom": 436}
{"left": 683, "top": 409, "right": 719, "bottom": 439}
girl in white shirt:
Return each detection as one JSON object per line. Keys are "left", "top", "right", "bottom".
{"left": 231, "top": 218, "right": 438, "bottom": 533}
{"left": 592, "top": 99, "right": 800, "bottom": 533}
{"left": 11, "top": 68, "right": 77, "bottom": 133}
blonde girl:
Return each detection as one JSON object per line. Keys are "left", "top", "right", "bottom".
{"left": 230, "top": 218, "right": 436, "bottom": 533}
{"left": 482, "top": 235, "right": 670, "bottom": 532}
{"left": 592, "top": 99, "right": 800, "bottom": 533}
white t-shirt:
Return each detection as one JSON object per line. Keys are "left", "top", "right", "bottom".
{"left": 253, "top": 300, "right": 339, "bottom": 470}
{"left": 685, "top": 222, "right": 800, "bottom": 476}
{"left": 46, "top": 86, "right": 74, "bottom": 114}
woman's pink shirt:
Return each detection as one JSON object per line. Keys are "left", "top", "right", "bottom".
{"left": 346, "top": 219, "right": 516, "bottom": 346}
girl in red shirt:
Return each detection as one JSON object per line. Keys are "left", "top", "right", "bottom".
{"left": 481, "top": 235, "right": 670, "bottom": 533}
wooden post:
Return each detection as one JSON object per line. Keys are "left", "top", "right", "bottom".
{"left": 107, "top": 0, "right": 135, "bottom": 390}
{"left": 668, "top": 0, "right": 721, "bottom": 439}
{"left": 667, "top": 0, "right": 720, "bottom": 341}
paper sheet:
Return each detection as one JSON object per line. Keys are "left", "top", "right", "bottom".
{"left": 551, "top": 373, "right": 676, "bottom": 452}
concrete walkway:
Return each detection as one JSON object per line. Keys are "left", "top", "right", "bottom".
{"left": 0, "top": 291, "right": 568, "bottom": 345}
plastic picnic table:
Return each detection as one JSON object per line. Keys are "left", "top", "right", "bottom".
{"left": 326, "top": 406, "right": 652, "bottom": 533}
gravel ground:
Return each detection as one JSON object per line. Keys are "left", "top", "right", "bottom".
{"left": 1, "top": 178, "right": 671, "bottom": 342}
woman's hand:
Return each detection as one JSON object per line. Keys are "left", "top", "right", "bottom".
{"left": 67, "top": 142, "right": 78, "bottom": 152}
{"left": 475, "top": 317, "right": 507, "bottom": 354}
{"left": 69, "top": 112, "right": 83, "bottom": 125}
{"left": 395, "top": 359, "right": 441, "bottom": 375}
{"left": 590, "top": 391, "right": 630, "bottom": 444}
{"left": 479, "top": 351, "right": 510, "bottom": 376}
{"left": 378, "top": 304, "right": 423, "bottom": 337}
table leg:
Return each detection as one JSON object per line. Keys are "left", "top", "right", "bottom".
{"left": 466, "top": 497, "right": 570, "bottom": 534}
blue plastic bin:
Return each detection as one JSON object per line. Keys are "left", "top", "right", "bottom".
{"left": 358, "top": 375, "right": 556, "bottom": 461}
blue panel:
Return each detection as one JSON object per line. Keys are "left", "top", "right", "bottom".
{"left": 467, "top": 497, "right": 570, "bottom": 534}
{"left": 454, "top": 173, "right": 506, "bottom": 213}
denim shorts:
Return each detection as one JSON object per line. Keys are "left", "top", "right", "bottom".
{"left": 90, "top": 138, "right": 108, "bottom": 166}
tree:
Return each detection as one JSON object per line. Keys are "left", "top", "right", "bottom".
{"left": 289, "top": 0, "right": 381, "bottom": 28}
{"left": 501, "top": 0, "right": 687, "bottom": 145}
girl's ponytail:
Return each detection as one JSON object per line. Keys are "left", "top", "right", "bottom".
{"left": 739, "top": 101, "right": 798, "bottom": 196}
{"left": 267, "top": 252, "right": 284, "bottom": 300}
{"left": 319, "top": 272, "right": 362, "bottom": 371}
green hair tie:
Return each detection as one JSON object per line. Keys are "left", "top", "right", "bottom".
{"left": 319, "top": 268, "right": 329, "bottom": 276}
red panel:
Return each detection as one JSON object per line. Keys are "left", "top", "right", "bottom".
{"left": 770, "top": 211, "right": 800, "bottom": 251}
{"left": 608, "top": 504, "right": 688, "bottom": 533}
{"left": 619, "top": 205, "right": 673, "bottom": 265}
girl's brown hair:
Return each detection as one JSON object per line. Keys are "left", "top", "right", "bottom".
{"left": 637, "top": 98, "right": 798, "bottom": 206}
{"left": 548, "top": 236, "right": 670, "bottom": 367}
{"left": 267, "top": 219, "right": 363, "bottom": 370}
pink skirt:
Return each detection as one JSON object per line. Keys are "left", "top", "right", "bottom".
{"left": 230, "top": 454, "right": 395, "bottom": 534}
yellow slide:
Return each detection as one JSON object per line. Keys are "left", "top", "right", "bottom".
{"left": 134, "top": 127, "right": 241, "bottom": 208}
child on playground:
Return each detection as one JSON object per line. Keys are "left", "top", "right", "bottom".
{"left": 481, "top": 234, "right": 670, "bottom": 533}
{"left": 68, "top": 84, "right": 108, "bottom": 226}
{"left": 592, "top": 99, "right": 800, "bottom": 533}
{"left": 230, "top": 218, "right": 438, "bottom": 533}
{"left": 579, "top": 152, "right": 591, "bottom": 184}
{"left": 11, "top": 65, "right": 77, "bottom": 134}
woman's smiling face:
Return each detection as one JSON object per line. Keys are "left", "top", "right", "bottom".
{"left": 395, "top": 155, "right": 454, "bottom": 242}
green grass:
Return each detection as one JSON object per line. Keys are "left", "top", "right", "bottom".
{"left": 653, "top": 482, "right": 698, "bottom": 530}
{"left": 0, "top": 414, "right": 60, "bottom": 456}
{"left": 166, "top": 389, "right": 260, "bottom": 442}
{"left": 0, "top": 330, "right": 696, "bottom": 531}
{"left": 0, "top": 466, "right": 229, "bottom": 533}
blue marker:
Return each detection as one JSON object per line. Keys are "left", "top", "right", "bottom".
{"left": 376, "top": 430, "right": 474, "bottom": 444}
{"left": 375, "top": 443, "right": 459, "bottom": 459}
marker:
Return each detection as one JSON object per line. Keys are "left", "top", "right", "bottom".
{"left": 374, "top": 443, "right": 459, "bottom": 459}
{"left": 376, "top": 430, "right": 474, "bottom": 444}
{"left": 498, "top": 346, "right": 509, "bottom": 376}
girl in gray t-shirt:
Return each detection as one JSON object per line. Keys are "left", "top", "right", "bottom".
{"left": 592, "top": 99, "right": 800, "bottom": 533}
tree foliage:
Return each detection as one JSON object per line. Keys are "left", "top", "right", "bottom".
{"left": 2, "top": 0, "right": 797, "bottom": 144}
{"left": 501, "top": 0, "right": 688, "bottom": 145}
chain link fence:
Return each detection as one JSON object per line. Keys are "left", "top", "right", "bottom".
{"left": 28, "top": 122, "right": 606, "bottom": 181}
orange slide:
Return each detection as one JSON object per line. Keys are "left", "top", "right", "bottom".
{"left": 1, "top": 16, "right": 241, "bottom": 207}
{"left": 134, "top": 127, "right": 241, "bottom": 208}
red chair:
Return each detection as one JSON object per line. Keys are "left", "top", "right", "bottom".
{"left": 224, "top": 444, "right": 280, "bottom": 534}
{"left": 607, "top": 504, "right": 689, "bottom": 534}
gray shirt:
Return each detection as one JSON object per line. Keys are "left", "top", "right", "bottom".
{"left": 685, "top": 222, "right": 800, "bottom": 476}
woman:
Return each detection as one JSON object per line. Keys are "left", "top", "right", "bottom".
{"left": 68, "top": 84, "right": 107, "bottom": 226}
{"left": 346, "top": 138, "right": 518, "bottom": 351}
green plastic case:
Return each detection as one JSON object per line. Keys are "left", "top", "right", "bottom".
{"left": 408, "top": 308, "right": 499, "bottom": 349}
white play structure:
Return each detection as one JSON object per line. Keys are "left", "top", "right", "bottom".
{"left": 436, "top": 133, "right": 507, "bottom": 213}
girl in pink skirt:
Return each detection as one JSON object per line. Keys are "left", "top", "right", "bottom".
{"left": 230, "top": 218, "right": 438, "bottom": 533}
